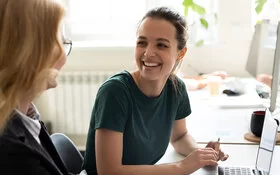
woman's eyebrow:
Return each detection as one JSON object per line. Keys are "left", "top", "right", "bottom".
{"left": 156, "top": 38, "right": 170, "bottom": 43}
{"left": 137, "top": 36, "right": 169, "bottom": 43}
{"left": 137, "top": 36, "right": 147, "bottom": 40}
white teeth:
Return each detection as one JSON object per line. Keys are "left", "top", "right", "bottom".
{"left": 144, "top": 62, "right": 160, "bottom": 67}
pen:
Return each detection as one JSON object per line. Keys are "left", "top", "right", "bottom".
{"left": 216, "top": 137, "right": 220, "bottom": 159}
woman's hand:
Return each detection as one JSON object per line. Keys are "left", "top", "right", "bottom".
{"left": 211, "top": 71, "right": 228, "bottom": 80}
{"left": 178, "top": 148, "right": 218, "bottom": 175}
{"left": 257, "top": 74, "right": 272, "bottom": 88}
{"left": 206, "top": 140, "right": 229, "bottom": 161}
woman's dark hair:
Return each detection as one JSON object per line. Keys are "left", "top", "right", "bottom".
{"left": 139, "top": 7, "right": 188, "bottom": 95}
{"left": 139, "top": 7, "right": 188, "bottom": 50}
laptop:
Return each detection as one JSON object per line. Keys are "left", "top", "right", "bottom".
{"left": 193, "top": 109, "right": 279, "bottom": 175}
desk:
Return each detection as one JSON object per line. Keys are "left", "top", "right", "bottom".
{"left": 157, "top": 144, "right": 280, "bottom": 175}
{"left": 186, "top": 89, "right": 269, "bottom": 144}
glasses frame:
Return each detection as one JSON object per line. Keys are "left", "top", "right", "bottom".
{"left": 63, "top": 38, "right": 72, "bottom": 56}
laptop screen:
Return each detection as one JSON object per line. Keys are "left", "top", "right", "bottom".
{"left": 256, "top": 110, "right": 279, "bottom": 172}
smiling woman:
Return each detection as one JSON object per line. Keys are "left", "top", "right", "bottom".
{"left": 133, "top": 10, "right": 187, "bottom": 96}
{"left": 82, "top": 6, "right": 228, "bottom": 175}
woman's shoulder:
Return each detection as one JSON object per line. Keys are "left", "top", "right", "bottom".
{"left": 98, "top": 70, "right": 133, "bottom": 95}
{"left": 0, "top": 114, "right": 29, "bottom": 151}
{"left": 168, "top": 75, "right": 187, "bottom": 90}
{"left": 0, "top": 113, "right": 23, "bottom": 138}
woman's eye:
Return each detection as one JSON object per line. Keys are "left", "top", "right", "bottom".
{"left": 137, "top": 41, "right": 146, "bottom": 46}
{"left": 158, "top": 43, "right": 168, "bottom": 48}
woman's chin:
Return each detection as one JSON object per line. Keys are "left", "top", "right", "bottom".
{"left": 46, "top": 79, "right": 58, "bottom": 90}
{"left": 46, "top": 69, "right": 59, "bottom": 90}
{"left": 47, "top": 82, "right": 57, "bottom": 89}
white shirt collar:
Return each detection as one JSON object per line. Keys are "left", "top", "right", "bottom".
{"left": 15, "top": 103, "right": 41, "bottom": 144}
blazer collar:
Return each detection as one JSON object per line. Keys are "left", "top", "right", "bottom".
{"left": 5, "top": 112, "right": 67, "bottom": 175}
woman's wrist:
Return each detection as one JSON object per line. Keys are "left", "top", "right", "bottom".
{"left": 175, "top": 160, "right": 190, "bottom": 175}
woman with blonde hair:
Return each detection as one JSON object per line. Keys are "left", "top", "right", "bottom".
{"left": 0, "top": 0, "right": 76, "bottom": 174}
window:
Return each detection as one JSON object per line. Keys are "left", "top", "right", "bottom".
{"left": 253, "top": 0, "right": 280, "bottom": 25}
{"left": 62, "top": 0, "right": 218, "bottom": 47}
{"left": 181, "top": 0, "right": 218, "bottom": 45}
{"left": 252, "top": 0, "right": 280, "bottom": 48}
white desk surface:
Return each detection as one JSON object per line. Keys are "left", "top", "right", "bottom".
{"left": 185, "top": 88, "right": 274, "bottom": 144}
{"left": 157, "top": 144, "right": 280, "bottom": 175}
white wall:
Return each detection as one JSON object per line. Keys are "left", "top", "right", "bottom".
{"left": 62, "top": 0, "right": 275, "bottom": 77}
{"left": 36, "top": 0, "right": 279, "bottom": 145}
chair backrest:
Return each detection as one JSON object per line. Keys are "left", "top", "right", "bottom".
{"left": 50, "top": 133, "right": 84, "bottom": 174}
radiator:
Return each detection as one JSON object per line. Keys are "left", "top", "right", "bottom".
{"left": 42, "top": 71, "right": 115, "bottom": 135}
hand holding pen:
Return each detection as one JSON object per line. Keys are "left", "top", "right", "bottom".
{"left": 215, "top": 137, "right": 220, "bottom": 152}
{"left": 205, "top": 137, "right": 229, "bottom": 161}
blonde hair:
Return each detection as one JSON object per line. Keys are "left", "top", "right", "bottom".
{"left": 0, "top": 0, "right": 65, "bottom": 133}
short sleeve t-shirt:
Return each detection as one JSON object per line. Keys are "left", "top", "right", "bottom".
{"left": 83, "top": 70, "right": 191, "bottom": 175}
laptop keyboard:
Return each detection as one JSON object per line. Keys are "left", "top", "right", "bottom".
{"left": 220, "top": 167, "right": 252, "bottom": 175}
{"left": 219, "top": 167, "right": 269, "bottom": 175}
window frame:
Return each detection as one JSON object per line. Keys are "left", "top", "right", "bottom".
{"left": 62, "top": 0, "right": 218, "bottom": 47}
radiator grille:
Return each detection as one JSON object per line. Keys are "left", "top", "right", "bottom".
{"left": 42, "top": 71, "right": 115, "bottom": 134}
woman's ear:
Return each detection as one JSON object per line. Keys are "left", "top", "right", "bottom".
{"left": 178, "top": 47, "right": 187, "bottom": 60}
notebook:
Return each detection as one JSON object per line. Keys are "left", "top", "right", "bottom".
{"left": 193, "top": 109, "right": 279, "bottom": 175}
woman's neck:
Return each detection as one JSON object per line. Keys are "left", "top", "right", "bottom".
{"left": 131, "top": 71, "right": 168, "bottom": 97}
{"left": 17, "top": 100, "right": 31, "bottom": 115}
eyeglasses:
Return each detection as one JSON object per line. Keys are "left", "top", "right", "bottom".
{"left": 63, "top": 39, "right": 72, "bottom": 56}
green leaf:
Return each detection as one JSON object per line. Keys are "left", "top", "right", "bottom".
{"left": 256, "top": 20, "right": 262, "bottom": 24}
{"left": 182, "top": 0, "right": 193, "bottom": 16}
{"left": 195, "top": 40, "right": 204, "bottom": 47}
{"left": 255, "top": 0, "right": 267, "bottom": 14}
{"left": 184, "top": 6, "right": 189, "bottom": 16}
{"left": 255, "top": 0, "right": 267, "bottom": 5}
{"left": 191, "top": 2, "right": 206, "bottom": 15}
{"left": 182, "top": 0, "right": 193, "bottom": 6}
{"left": 255, "top": 4, "right": 263, "bottom": 14}
{"left": 200, "top": 18, "right": 208, "bottom": 29}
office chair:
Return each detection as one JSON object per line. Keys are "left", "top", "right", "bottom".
{"left": 50, "top": 133, "right": 84, "bottom": 174}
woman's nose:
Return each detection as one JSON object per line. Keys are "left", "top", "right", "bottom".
{"left": 144, "top": 45, "right": 156, "bottom": 57}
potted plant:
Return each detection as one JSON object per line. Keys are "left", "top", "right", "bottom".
{"left": 182, "top": 0, "right": 280, "bottom": 46}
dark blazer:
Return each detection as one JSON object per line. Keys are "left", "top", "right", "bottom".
{"left": 0, "top": 113, "right": 73, "bottom": 175}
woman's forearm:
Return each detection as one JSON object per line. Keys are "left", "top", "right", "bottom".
{"left": 99, "top": 162, "right": 185, "bottom": 175}
{"left": 98, "top": 134, "right": 217, "bottom": 175}
{"left": 171, "top": 133, "right": 199, "bottom": 156}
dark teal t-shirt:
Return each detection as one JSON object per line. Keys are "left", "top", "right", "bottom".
{"left": 83, "top": 71, "right": 191, "bottom": 175}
